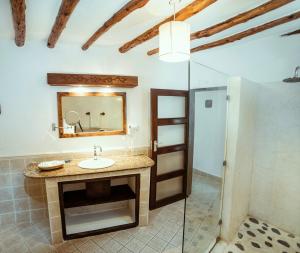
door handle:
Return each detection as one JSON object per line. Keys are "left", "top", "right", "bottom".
{"left": 153, "top": 140, "right": 158, "bottom": 152}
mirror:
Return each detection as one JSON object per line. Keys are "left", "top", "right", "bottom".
{"left": 57, "top": 92, "right": 126, "bottom": 138}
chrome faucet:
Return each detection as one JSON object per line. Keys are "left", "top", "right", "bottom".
{"left": 93, "top": 145, "right": 103, "bottom": 160}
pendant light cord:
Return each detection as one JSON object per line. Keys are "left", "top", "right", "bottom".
{"left": 169, "top": 0, "right": 176, "bottom": 53}
{"left": 173, "top": 1, "right": 176, "bottom": 21}
{"left": 169, "top": 0, "right": 179, "bottom": 21}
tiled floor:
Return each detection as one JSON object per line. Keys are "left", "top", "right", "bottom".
{"left": 183, "top": 171, "right": 222, "bottom": 253}
{"left": 0, "top": 172, "right": 221, "bottom": 253}
{"left": 223, "top": 216, "right": 300, "bottom": 253}
{"left": 0, "top": 200, "right": 184, "bottom": 253}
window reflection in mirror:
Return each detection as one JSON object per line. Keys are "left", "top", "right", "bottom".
{"left": 57, "top": 92, "right": 126, "bottom": 138}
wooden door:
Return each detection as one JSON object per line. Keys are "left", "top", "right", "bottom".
{"left": 150, "top": 89, "right": 189, "bottom": 210}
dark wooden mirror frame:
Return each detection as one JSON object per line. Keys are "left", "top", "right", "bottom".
{"left": 57, "top": 92, "right": 127, "bottom": 138}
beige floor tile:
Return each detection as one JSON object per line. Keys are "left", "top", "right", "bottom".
{"left": 5, "top": 243, "right": 30, "bottom": 253}
{"left": 133, "top": 229, "right": 155, "bottom": 244}
{"left": 30, "top": 242, "right": 57, "bottom": 253}
{"left": 92, "top": 234, "right": 112, "bottom": 247}
{"left": 76, "top": 240, "right": 104, "bottom": 253}
{"left": 169, "top": 232, "right": 183, "bottom": 247}
{"left": 125, "top": 238, "right": 146, "bottom": 253}
{"left": 71, "top": 237, "right": 90, "bottom": 248}
{"left": 118, "top": 247, "right": 133, "bottom": 253}
{"left": 101, "top": 239, "right": 123, "bottom": 253}
{"left": 156, "top": 228, "right": 177, "bottom": 242}
{"left": 2, "top": 233, "right": 23, "bottom": 248}
{"left": 112, "top": 230, "right": 133, "bottom": 245}
{"left": 163, "top": 243, "right": 181, "bottom": 253}
{"left": 140, "top": 245, "right": 158, "bottom": 253}
{"left": 55, "top": 241, "right": 77, "bottom": 253}
{"left": 147, "top": 237, "right": 168, "bottom": 252}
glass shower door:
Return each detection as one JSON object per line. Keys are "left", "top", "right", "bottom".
{"left": 183, "top": 61, "right": 229, "bottom": 253}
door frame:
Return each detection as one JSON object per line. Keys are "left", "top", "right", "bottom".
{"left": 186, "top": 86, "right": 227, "bottom": 195}
{"left": 184, "top": 86, "right": 228, "bottom": 253}
{"left": 150, "top": 88, "right": 189, "bottom": 210}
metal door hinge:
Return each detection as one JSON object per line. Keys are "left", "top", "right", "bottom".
{"left": 226, "top": 95, "right": 230, "bottom": 101}
{"left": 218, "top": 219, "right": 223, "bottom": 226}
{"left": 223, "top": 160, "right": 227, "bottom": 166}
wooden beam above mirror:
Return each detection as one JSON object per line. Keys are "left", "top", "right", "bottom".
{"left": 47, "top": 73, "right": 138, "bottom": 88}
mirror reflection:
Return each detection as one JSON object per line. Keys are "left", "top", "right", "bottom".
{"left": 57, "top": 92, "right": 126, "bottom": 138}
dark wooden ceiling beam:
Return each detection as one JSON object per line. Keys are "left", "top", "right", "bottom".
{"left": 10, "top": 0, "right": 26, "bottom": 47}
{"left": 82, "top": 0, "right": 149, "bottom": 50}
{"left": 190, "top": 11, "right": 300, "bottom": 53}
{"left": 119, "top": 0, "right": 216, "bottom": 53}
{"left": 147, "top": 0, "right": 294, "bottom": 56}
{"left": 47, "top": 73, "right": 138, "bottom": 88}
{"left": 281, "top": 28, "right": 300, "bottom": 36}
{"left": 47, "top": 0, "right": 79, "bottom": 48}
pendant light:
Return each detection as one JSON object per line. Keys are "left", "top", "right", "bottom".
{"left": 159, "top": 0, "right": 190, "bottom": 63}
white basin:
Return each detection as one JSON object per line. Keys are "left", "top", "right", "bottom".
{"left": 78, "top": 158, "right": 115, "bottom": 170}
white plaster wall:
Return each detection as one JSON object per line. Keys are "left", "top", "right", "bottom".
{"left": 221, "top": 77, "right": 258, "bottom": 241}
{"left": 193, "top": 89, "right": 227, "bottom": 177}
{"left": 0, "top": 41, "right": 188, "bottom": 157}
{"left": 249, "top": 82, "right": 300, "bottom": 236}
{"left": 193, "top": 35, "right": 300, "bottom": 84}
{"left": 190, "top": 61, "right": 229, "bottom": 89}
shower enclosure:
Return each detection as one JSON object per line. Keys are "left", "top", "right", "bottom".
{"left": 182, "top": 63, "right": 300, "bottom": 253}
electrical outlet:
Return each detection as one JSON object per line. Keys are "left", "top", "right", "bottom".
{"left": 128, "top": 125, "right": 139, "bottom": 134}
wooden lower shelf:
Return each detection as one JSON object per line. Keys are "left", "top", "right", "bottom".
{"left": 65, "top": 207, "right": 135, "bottom": 235}
{"left": 63, "top": 184, "right": 135, "bottom": 208}
{"left": 59, "top": 175, "right": 140, "bottom": 240}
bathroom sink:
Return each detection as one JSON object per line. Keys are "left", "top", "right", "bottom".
{"left": 78, "top": 158, "right": 115, "bottom": 170}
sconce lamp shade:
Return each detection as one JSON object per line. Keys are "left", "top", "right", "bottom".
{"left": 159, "top": 21, "right": 190, "bottom": 62}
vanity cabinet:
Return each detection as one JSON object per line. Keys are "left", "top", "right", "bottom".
{"left": 58, "top": 174, "right": 140, "bottom": 240}
{"left": 24, "top": 154, "right": 153, "bottom": 244}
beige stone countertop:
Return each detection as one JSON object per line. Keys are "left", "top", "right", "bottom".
{"left": 24, "top": 155, "right": 154, "bottom": 178}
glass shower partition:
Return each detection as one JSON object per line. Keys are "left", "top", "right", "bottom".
{"left": 183, "top": 60, "right": 230, "bottom": 253}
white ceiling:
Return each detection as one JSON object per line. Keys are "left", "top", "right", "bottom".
{"left": 0, "top": 0, "right": 299, "bottom": 82}
{"left": 0, "top": 0, "right": 299, "bottom": 47}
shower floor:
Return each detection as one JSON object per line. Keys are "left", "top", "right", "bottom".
{"left": 183, "top": 171, "right": 222, "bottom": 253}
{"left": 223, "top": 217, "right": 300, "bottom": 253}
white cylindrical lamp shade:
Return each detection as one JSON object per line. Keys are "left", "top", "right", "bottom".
{"left": 159, "top": 21, "right": 190, "bottom": 62}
